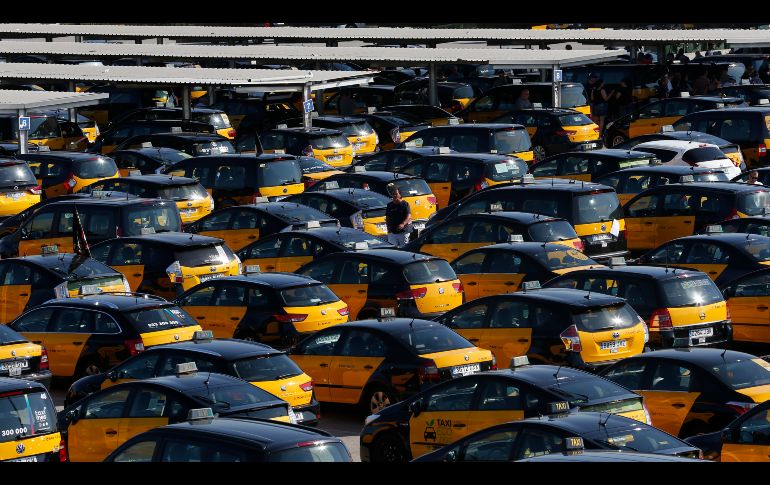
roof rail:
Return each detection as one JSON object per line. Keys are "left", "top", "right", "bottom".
{"left": 95, "top": 291, "right": 168, "bottom": 302}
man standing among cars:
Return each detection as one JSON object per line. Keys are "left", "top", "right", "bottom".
{"left": 385, "top": 185, "right": 412, "bottom": 248}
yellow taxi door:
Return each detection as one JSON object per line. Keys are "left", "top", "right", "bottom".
{"left": 418, "top": 221, "right": 472, "bottom": 262}
{"left": 654, "top": 192, "right": 697, "bottom": 246}
{"left": 624, "top": 194, "right": 661, "bottom": 252}
{"left": 636, "top": 390, "right": 700, "bottom": 436}
{"left": 444, "top": 303, "right": 489, "bottom": 350}
{"left": 328, "top": 330, "right": 386, "bottom": 404}
{"left": 482, "top": 301, "right": 534, "bottom": 366}
{"left": 289, "top": 329, "right": 343, "bottom": 402}
{"left": 463, "top": 378, "right": 528, "bottom": 436}
{"left": 721, "top": 409, "right": 770, "bottom": 462}
{"left": 329, "top": 284, "right": 368, "bottom": 320}
{"left": 67, "top": 388, "right": 131, "bottom": 462}
{"left": 329, "top": 258, "right": 371, "bottom": 319}
{"left": 679, "top": 242, "right": 730, "bottom": 282}
{"left": 117, "top": 388, "right": 170, "bottom": 449}
{"left": 277, "top": 236, "right": 317, "bottom": 273}
{"left": 103, "top": 242, "right": 145, "bottom": 290}
{"left": 218, "top": 209, "right": 261, "bottom": 251}
{"left": 0, "top": 263, "right": 34, "bottom": 323}
{"left": 728, "top": 295, "right": 770, "bottom": 344}
{"left": 428, "top": 182, "right": 452, "bottom": 209}
{"left": 628, "top": 102, "right": 665, "bottom": 138}
{"left": 204, "top": 284, "right": 249, "bottom": 338}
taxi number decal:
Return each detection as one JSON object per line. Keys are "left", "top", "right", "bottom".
{"left": 680, "top": 279, "right": 710, "bottom": 289}
{"left": 2, "top": 427, "right": 28, "bottom": 437}
{"left": 145, "top": 320, "right": 181, "bottom": 328}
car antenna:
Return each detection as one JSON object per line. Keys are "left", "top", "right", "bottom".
{"left": 721, "top": 345, "right": 728, "bottom": 362}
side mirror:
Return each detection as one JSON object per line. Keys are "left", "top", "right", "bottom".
{"left": 107, "top": 370, "right": 119, "bottom": 382}
{"left": 443, "top": 449, "right": 457, "bottom": 462}
{"left": 721, "top": 427, "right": 733, "bottom": 443}
{"left": 722, "top": 287, "right": 734, "bottom": 298}
{"left": 67, "top": 409, "right": 79, "bottom": 425}
{"left": 409, "top": 399, "right": 423, "bottom": 417}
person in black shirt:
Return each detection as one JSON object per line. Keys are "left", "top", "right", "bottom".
{"left": 385, "top": 186, "right": 412, "bottom": 248}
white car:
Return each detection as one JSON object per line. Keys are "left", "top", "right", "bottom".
{"left": 632, "top": 140, "right": 741, "bottom": 180}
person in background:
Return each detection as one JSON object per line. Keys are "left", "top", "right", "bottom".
{"left": 591, "top": 79, "right": 613, "bottom": 133}
{"left": 675, "top": 48, "right": 690, "bottom": 63}
{"left": 693, "top": 70, "right": 710, "bottom": 95}
{"left": 693, "top": 50, "right": 703, "bottom": 58}
{"left": 385, "top": 186, "right": 412, "bottom": 248}
{"left": 610, "top": 78, "right": 633, "bottom": 120}
{"left": 493, "top": 70, "right": 509, "bottom": 87}
{"left": 338, "top": 90, "right": 356, "bottom": 116}
{"left": 514, "top": 88, "right": 533, "bottom": 110}
{"left": 747, "top": 171, "right": 763, "bottom": 185}
{"left": 586, "top": 73, "right": 600, "bottom": 120}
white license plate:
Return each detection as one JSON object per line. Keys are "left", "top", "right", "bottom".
{"left": 451, "top": 363, "right": 481, "bottom": 377}
{"left": 600, "top": 340, "right": 627, "bottom": 352}
{"left": 327, "top": 155, "right": 343, "bottom": 162}
{"left": 199, "top": 273, "right": 225, "bottom": 283}
{"left": 80, "top": 285, "right": 100, "bottom": 295}
{"left": 584, "top": 142, "right": 598, "bottom": 149}
{"left": 5, "top": 192, "right": 23, "bottom": 200}
{"left": 413, "top": 223, "right": 425, "bottom": 230}
{"left": 689, "top": 327, "right": 714, "bottom": 339}
{"left": 180, "top": 208, "right": 198, "bottom": 216}
{"left": 353, "top": 142, "right": 365, "bottom": 150}
{"left": 8, "top": 455, "right": 38, "bottom": 462}
{"left": 592, "top": 233, "right": 612, "bottom": 242}
{"left": 0, "top": 360, "right": 29, "bottom": 372}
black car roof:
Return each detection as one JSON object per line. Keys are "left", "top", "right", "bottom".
{"left": 479, "top": 241, "right": 587, "bottom": 255}
{"left": 602, "top": 165, "right": 726, "bottom": 176}
{"left": 243, "top": 202, "right": 335, "bottom": 219}
{"left": 641, "top": 182, "right": 766, "bottom": 193}
{"left": 521, "top": 412, "right": 656, "bottom": 435}
{"left": 133, "top": 107, "right": 223, "bottom": 115}
{"left": 553, "top": 265, "right": 703, "bottom": 281}
{"left": 621, "top": 348, "right": 758, "bottom": 366}
{"left": 278, "top": 227, "right": 392, "bottom": 247}
{"left": 151, "top": 338, "right": 281, "bottom": 360}
{"left": 335, "top": 171, "right": 418, "bottom": 182}
{"left": 39, "top": 294, "right": 175, "bottom": 312}
{"left": 553, "top": 149, "right": 655, "bottom": 160}
{"left": 298, "top": 189, "right": 389, "bottom": 207}
{"left": 341, "top": 249, "right": 437, "bottom": 265}
{"left": 108, "top": 232, "right": 223, "bottom": 247}
{"left": 484, "top": 182, "right": 611, "bottom": 194}
{"left": 136, "top": 372, "right": 274, "bottom": 395}
{"left": 409, "top": 153, "right": 524, "bottom": 164}
{"left": 190, "top": 154, "right": 297, "bottom": 164}
{"left": 690, "top": 106, "right": 770, "bottom": 114}
{"left": 631, "top": 131, "right": 734, "bottom": 145}
{"left": 109, "top": 175, "right": 198, "bottom": 186}
{"left": 313, "top": 116, "right": 371, "bottom": 125}
{"left": 13, "top": 253, "right": 119, "bottom": 274}
{"left": 678, "top": 233, "right": 770, "bottom": 245}
{"left": 43, "top": 197, "right": 174, "bottom": 208}
{"left": 485, "top": 364, "right": 620, "bottom": 388}
{"left": 209, "top": 273, "right": 320, "bottom": 289}
{"left": 146, "top": 132, "right": 225, "bottom": 141}
{"left": 416, "top": 123, "right": 525, "bottom": 131}
{"left": 475, "top": 288, "right": 625, "bottom": 308}
{"left": 269, "top": 127, "right": 343, "bottom": 136}
{"left": 20, "top": 152, "right": 113, "bottom": 162}
{"left": 449, "top": 211, "right": 561, "bottom": 224}
{"left": 335, "top": 318, "right": 445, "bottom": 333}
{"left": 0, "top": 377, "right": 47, "bottom": 395}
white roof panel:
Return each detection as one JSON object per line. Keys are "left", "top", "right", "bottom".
{"left": 0, "top": 89, "right": 107, "bottom": 112}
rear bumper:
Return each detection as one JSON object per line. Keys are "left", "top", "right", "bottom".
{"left": 397, "top": 300, "right": 447, "bottom": 319}
{"left": 16, "top": 370, "right": 52, "bottom": 389}
{"left": 654, "top": 320, "right": 732, "bottom": 349}
{"left": 293, "top": 398, "right": 321, "bottom": 426}
{"left": 566, "top": 353, "right": 625, "bottom": 373}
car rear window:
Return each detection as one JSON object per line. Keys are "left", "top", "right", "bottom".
{"left": 708, "top": 358, "right": 770, "bottom": 390}
{"left": 660, "top": 276, "right": 724, "bottom": 308}
{"left": 738, "top": 238, "right": 770, "bottom": 262}
{"left": 558, "top": 113, "right": 593, "bottom": 126}
{"left": 391, "top": 178, "right": 432, "bottom": 197}
{"left": 0, "top": 163, "right": 37, "bottom": 188}
{"left": 0, "top": 389, "right": 57, "bottom": 443}
{"left": 547, "top": 376, "right": 634, "bottom": 405}
{"left": 175, "top": 244, "right": 235, "bottom": 267}
{"left": 583, "top": 423, "right": 688, "bottom": 453}
{"left": 74, "top": 157, "right": 118, "bottom": 179}
{"left": 394, "top": 323, "right": 474, "bottom": 354}
{"left": 617, "top": 158, "right": 653, "bottom": 169}
{"left": 157, "top": 183, "right": 209, "bottom": 201}
{"left": 0, "top": 324, "right": 27, "bottom": 345}
{"left": 126, "top": 305, "right": 199, "bottom": 333}
{"left": 233, "top": 354, "right": 304, "bottom": 382}
{"left": 573, "top": 191, "right": 623, "bottom": 225}
{"left": 560, "top": 85, "right": 588, "bottom": 109}
{"left": 335, "top": 122, "right": 374, "bottom": 137}
{"left": 192, "top": 141, "right": 235, "bottom": 156}
{"left": 279, "top": 284, "right": 339, "bottom": 306}
{"left": 258, "top": 160, "right": 302, "bottom": 187}
{"left": 485, "top": 159, "right": 528, "bottom": 182}
{"left": 403, "top": 259, "right": 457, "bottom": 284}
{"left": 268, "top": 442, "right": 351, "bottom": 462}
{"left": 299, "top": 157, "right": 337, "bottom": 174}
{"left": 682, "top": 147, "right": 728, "bottom": 164}
{"left": 123, "top": 204, "right": 181, "bottom": 235}
{"left": 693, "top": 172, "right": 728, "bottom": 182}
{"left": 738, "top": 191, "right": 770, "bottom": 216}
{"left": 50, "top": 256, "right": 120, "bottom": 279}
{"left": 492, "top": 129, "right": 532, "bottom": 154}
{"left": 194, "top": 382, "right": 280, "bottom": 411}
{"left": 310, "top": 134, "right": 350, "bottom": 150}
{"left": 527, "top": 220, "right": 580, "bottom": 243}
{"left": 571, "top": 303, "right": 641, "bottom": 331}
{"left": 534, "top": 248, "right": 596, "bottom": 270}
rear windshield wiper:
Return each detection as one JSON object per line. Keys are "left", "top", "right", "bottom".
{"left": 275, "top": 372, "right": 300, "bottom": 380}
{"left": 193, "top": 395, "right": 231, "bottom": 410}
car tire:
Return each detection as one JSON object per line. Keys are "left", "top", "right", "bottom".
{"left": 533, "top": 145, "right": 547, "bottom": 162}
{"left": 361, "top": 384, "right": 396, "bottom": 415}
{"left": 76, "top": 358, "right": 105, "bottom": 378}
{"left": 371, "top": 431, "right": 409, "bottom": 463}
{"left": 609, "top": 133, "right": 627, "bottom": 147}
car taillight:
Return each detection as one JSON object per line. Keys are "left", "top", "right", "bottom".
{"left": 166, "top": 261, "right": 184, "bottom": 283}
{"left": 593, "top": 127, "right": 601, "bottom": 133}
{"left": 337, "top": 306, "right": 349, "bottom": 316}
{"left": 302, "top": 145, "right": 314, "bottom": 157}
{"left": 39, "top": 347, "right": 49, "bottom": 371}
{"left": 123, "top": 277, "right": 131, "bottom": 293}
{"left": 209, "top": 197, "right": 215, "bottom": 211}
{"left": 124, "top": 338, "right": 145, "bottom": 356}
{"left": 427, "top": 196, "right": 437, "bottom": 205}
{"left": 58, "top": 438, "right": 67, "bottom": 462}
{"left": 418, "top": 359, "right": 441, "bottom": 384}
{"left": 726, "top": 401, "right": 757, "bottom": 415}
{"left": 560, "top": 324, "right": 582, "bottom": 352}
{"left": 726, "top": 301, "right": 731, "bottom": 321}
{"left": 299, "top": 380, "right": 314, "bottom": 392}
{"left": 649, "top": 308, "right": 673, "bottom": 331}
{"left": 759, "top": 144, "right": 767, "bottom": 157}
{"left": 64, "top": 173, "right": 77, "bottom": 192}
{"left": 28, "top": 185, "right": 42, "bottom": 195}
{"left": 452, "top": 282, "right": 463, "bottom": 293}
{"left": 641, "top": 319, "right": 649, "bottom": 344}
{"left": 572, "top": 239, "right": 585, "bottom": 251}
{"left": 227, "top": 129, "right": 236, "bottom": 138}
{"left": 491, "top": 354, "right": 497, "bottom": 371}
{"left": 726, "top": 207, "right": 739, "bottom": 220}
{"left": 396, "top": 287, "right": 427, "bottom": 300}
{"left": 473, "top": 178, "right": 489, "bottom": 191}
{"left": 390, "top": 127, "right": 400, "bottom": 144}
{"left": 554, "top": 129, "right": 577, "bottom": 137}
{"left": 274, "top": 313, "right": 308, "bottom": 323}
{"left": 304, "top": 179, "right": 318, "bottom": 189}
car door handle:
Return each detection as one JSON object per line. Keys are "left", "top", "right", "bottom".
{"left": 357, "top": 290, "right": 367, "bottom": 294}
{"left": 319, "top": 363, "right": 329, "bottom": 368}
{"left": 132, "top": 273, "right": 142, "bottom": 277}
{"left": 469, "top": 339, "right": 479, "bottom": 343}
{"left": 708, "top": 271, "right": 718, "bottom": 275}
{"left": 230, "top": 317, "right": 240, "bottom": 321}
{"left": 452, "top": 423, "right": 466, "bottom": 428}
{"left": 105, "top": 429, "right": 117, "bottom": 436}
{"left": 758, "top": 306, "right": 769, "bottom": 311}
{"left": 467, "top": 281, "right": 477, "bottom": 286}
{"left": 364, "top": 365, "right": 374, "bottom": 370}
{"left": 265, "top": 266, "right": 275, "bottom": 270}
{"left": 683, "top": 221, "right": 692, "bottom": 224}
{"left": 32, "top": 341, "right": 41, "bottom": 344}
{"left": 450, "top": 248, "right": 459, "bottom": 252}
{"left": 248, "top": 235, "right": 257, "bottom": 239}
{"left": 643, "top": 222, "right": 654, "bottom": 225}
{"left": 196, "top": 316, "right": 206, "bottom": 320}
{"left": 517, "top": 339, "right": 530, "bottom": 343}
{"left": 505, "top": 281, "right": 517, "bottom": 286}
{"left": 72, "top": 341, "right": 83, "bottom": 345}
{"left": 19, "top": 293, "right": 28, "bottom": 297}
{"left": 671, "top": 403, "right": 686, "bottom": 409}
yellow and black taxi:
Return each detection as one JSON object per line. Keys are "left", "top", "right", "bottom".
{"left": 65, "top": 333, "right": 320, "bottom": 425}
{"left": 702, "top": 215, "right": 770, "bottom": 236}
{"left": 350, "top": 111, "right": 431, "bottom": 151}
{"left": 175, "top": 273, "right": 348, "bottom": 346}
{"left": 260, "top": 127, "right": 354, "bottom": 168}
{"left": 613, "top": 130, "right": 746, "bottom": 170}
{"left": 0, "top": 324, "right": 51, "bottom": 388}
{"left": 380, "top": 104, "right": 462, "bottom": 128}
{"left": 595, "top": 165, "right": 729, "bottom": 205}
{"left": 112, "top": 132, "right": 236, "bottom": 158}
{"left": 83, "top": 175, "right": 214, "bottom": 225}
{"left": 686, "top": 397, "right": 770, "bottom": 462}
{"left": 394, "top": 80, "right": 475, "bottom": 113}
{"left": 0, "top": 378, "right": 62, "bottom": 462}
{"left": 321, "top": 85, "right": 398, "bottom": 116}
{"left": 57, "top": 365, "right": 296, "bottom": 462}
{"left": 405, "top": 211, "right": 584, "bottom": 263}
{"left": 623, "top": 182, "right": 770, "bottom": 253}
{"left": 290, "top": 318, "right": 494, "bottom": 417}
{"left": 360, "top": 359, "right": 650, "bottom": 462}
{"left": 600, "top": 348, "right": 770, "bottom": 438}
{"left": 307, "top": 172, "right": 436, "bottom": 232}
{"left": 673, "top": 106, "right": 770, "bottom": 169}
{"left": 436, "top": 287, "right": 648, "bottom": 371}
{"left": 294, "top": 116, "right": 379, "bottom": 155}
{"left": 109, "top": 147, "right": 193, "bottom": 177}
{"left": 104, "top": 416, "right": 352, "bottom": 462}
{"left": 458, "top": 82, "right": 592, "bottom": 120}
{"left": 236, "top": 226, "right": 393, "bottom": 274}
{"left": 7, "top": 294, "right": 203, "bottom": 378}
{"left": 490, "top": 108, "right": 601, "bottom": 161}
{"left": 636, "top": 232, "right": 770, "bottom": 287}
{"left": 297, "top": 156, "right": 344, "bottom": 189}
{"left": 451, "top": 241, "right": 604, "bottom": 301}
{"left": 603, "top": 95, "right": 744, "bottom": 147}
{"left": 0, "top": 252, "right": 129, "bottom": 324}
{"left": 0, "top": 159, "right": 41, "bottom": 218}
{"left": 413, "top": 412, "right": 700, "bottom": 462}
{"left": 79, "top": 85, "right": 178, "bottom": 127}
{"left": 530, "top": 149, "right": 656, "bottom": 183}
{"left": 0, "top": 113, "right": 87, "bottom": 151}
{"left": 16, "top": 152, "right": 119, "bottom": 199}
{"left": 349, "top": 146, "right": 455, "bottom": 173}
{"left": 427, "top": 182, "right": 628, "bottom": 262}
{"left": 296, "top": 249, "right": 463, "bottom": 320}
{"left": 0, "top": 194, "right": 84, "bottom": 240}
{"left": 90, "top": 232, "right": 240, "bottom": 299}
{"left": 163, "top": 154, "right": 304, "bottom": 206}
{"left": 0, "top": 197, "right": 182, "bottom": 258}
{"left": 546, "top": 265, "right": 731, "bottom": 350}
{"left": 207, "top": 93, "right": 300, "bottom": 131}
{"left": 401, "top": 124, "right": 534, "bottom": 163}
{"left": 717, "top": 268, "right": 770, "bottom": 349}
{"left": 90, "top": 120, "right": 215, "bottom": 155}
{"left": 106, "top": 107, "right": 236, "bottom": 140}
{"left": 185, "top": 201, "right": 337, "bottom": 252}
{"left": 399, "top": 153, "right": 529, "bottom": 209}
{"left": 285, "top": 188, "right": 389, "bottom": 237}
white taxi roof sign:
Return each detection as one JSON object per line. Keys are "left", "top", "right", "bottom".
{"left": 304, "top": 220, "right": 321, "bottom": 229}
{"left": 522, "top": 281, "right": 541, "bottom": 291}
{"left": 438, "top": 146, "right": 451, "bottom": 154}
{"left": 353, "top": 165, "right": 366, "bottom": 173}
{"left": 193, "top": 330, "right": 214, "bottom": 341}
{"left": 404, "top": 140, "right": 418, "bottom": 148}
{"left": 128, "top": 170, "right": 141, "bottom": 176}
{"left": 353, "top": 242, "right": 369, "bottom": 251}
{"left": 170, "top": 126, "right": 183, "bottom": 133}
{"left": 140, "top": 227, "right": 156, "bottom": 235}
{"left": 547, "top": 401, "right": 571, "bottom": 414}
{"left": 324, "top": 181, "right": 339, "bottom": 190}
{"left": 759, "top": 99, "right": 770, "bottom": 105}
{"left": 706, "top": 225, "right": 724, "bottom": 234}
{"left": 508, "top": 234, "right": 524, "bottom": 243}
{"left": 678, "top": 92, "right": 690, "bottom": 98}
{"left": 564, "top": 436, "right": 585, "bottom": 451}
{"left": 187, "top": 408, "right": 214, "bottom": 421}
{"left": 140, "top": 142, "right": 153, "bottom": 148}
{"left": 489, "top": 202, "right": 503, "bottom": 212}
{"left": 36, "top": 145, "right": 51, "bottom": 152}
{"left": 379, "top": 307, "right": 396, "bottom": 318}
{"left": 448, "top": 118, "right": 460, "bottom": 125}
{"left": 176, "top": 362, "right": 198, "bottom": 375}
{"left": 609, "top": 257, "right": 626, "bottom": 267}
{"left": 253, "top": 196, "right": 270, "bottom": 204}
{"left": 660, "top": 124, "right": 674, "bottom": 132}
{"left": 509, "top": 355, "right": 530, "bottom": 368}
{"left": 522, "top": 174, "right": 535, "bottom": 184}
{"left": 273, "top": 149, "right": 286, "bottom": 154}
{"left": 680, "top": 174, "right": 695, "bottom": 183}
{"left": 41, "top": 245, "right": 59, "bottom": 255}
{"left": 276, "top": 124, "right": 288, "bottom": 129}
{"left": 245, "top": 265, "right": 261, "bottom": 274}
{"left": 367, "top": 107, "right": 377, "bottom": 113}
{"left": 532, "top": 102, "right": 543, "bottom": 109}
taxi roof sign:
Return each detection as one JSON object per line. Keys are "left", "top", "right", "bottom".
{"left": 521, "top": 174, "right": 535, "bottom": 184}
{"left": 353, "top": 165, "right": 367, "bottom": 173}
{"left": 508, "top": 234, "right": 525, "bottom": 243}
{"left": 305, "top": 220, "right": 321, "bottom": 229}
{"left": 509, "top": 355, "right": 530, "bottom": 368}
{"left": 353, "top": 242, "right": 369, "bottom": 251}
{"left": 128, "top": 170, "right": 141, "bottom": 176}
{"left": 438, "top": 146, "right": 451, "bottom": 154}
{"left": 41, "top": 245, "right": 60, "bottom": 256}
{"left": 323, "top": 180, "right": 339, "bottom": 190}
{"left": 522, "top": 281, "right": 541, "bottom": 292}
{"left": 176, "top": 362, "right": 198, "bottom": 375}
{"left": 564, "top": 436, "right": 585, "bottom": 451}
{"left": 489, "top": 202, "right": 503, "bottom": 212}
{"left": 404, "top": 141, "right": 418, "bottom": 148}
{"left": 547, "top": 401, "right": 571, "bottom": 415}
{"left": 273, "top": 149, "right": 286, "bottom": 154}
{"left": 170, "top": 126, "right": 183, "bottom": 133}
{"left": 660, "top": 124, "right": 675, "bottom": 132}
{"left": 140, "top": 227, "right": 156, "bottom": 235}
{"left": 253, "top": 196, "right": 270, "bottom": 204}
{"left": 193, "top": 330, "right": 214, "bottom": 341}
{"left": 140, "top": 142, "right": 153, "bottom": 148}
{"left": 608, "top": 257, "right": 626, "bottom": 267}
{"left": 759, "top": 98, "right": 770, "bottom": 105}
{"left": 680, "top": 174, "right": 695, "bottom": 183}
{"left": 245, "top": 264, "right": 261, "bottom": 274}
{"left": 379, "top": 307, "right": 396, "bottom": 318}
{"left": 678, "top": 92, "right": 690, "bottom": 98}
{"left": 367, "top": 107, "right": 377, "bottom": 113}
{"left": 706, "top": 225, "right": 724, "bottom": 234}
{"left": 532, "top": 102, "right": 543, "bottom": 109}
{"left": 276, "top": 124, "right": 288, "bottom": 129}
{"left": 187, "top": 408, "right": 214, "bottom": 421}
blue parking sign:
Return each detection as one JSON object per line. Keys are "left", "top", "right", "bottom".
{"left": 554, "top": 70, "right": 563, "bottom": 82}
{"left": 303, "top": 99, "right": 314, "bottom": 113}
{"left": 18, "top": 116, "right": 30, "bottom": 131}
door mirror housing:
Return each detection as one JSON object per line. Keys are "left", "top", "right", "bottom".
{"left": 409, "top": 399, "right": 423, "bottom": 417}
{"left": 107, "top": 370, "right": 119, "bottom": 382}
{"left": 67, "top": 408, "right": 80, "bottom": 425}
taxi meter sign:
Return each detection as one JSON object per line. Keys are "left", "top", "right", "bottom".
{"left": 18, "top": 117, "right": 31, "bottom": 131}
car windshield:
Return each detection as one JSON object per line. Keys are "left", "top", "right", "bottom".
{"left": 0, "top": 390, "right": 57, "bottom": 443}
{"left": 738, "top": 238, "right": 770, "bottom": 262}
{"left": 560, "top": 85, "right": 588, "bottom": 108}
{"left": 558, "top": 113, "right": 593, "bottom": 126}
{"left": 193, "top": 113, "right": 229, "bottom": 129}
{"left": 708, "top": 358, "right": 770, "bottom": 390}
{"left": 335, "top": 122, "right": 374, "bottom": 137}
{"left": 48, "top": 256, "right": 118, "bottom": 279}
{"left": 258, "top": 160, "right": 302, "bottom": 187}
{"left": 528, "top": 220, "right": 580, "bottom": 243}
{"left": 391, "top": 178, "right": 432, "bottom": 197}
{"left": 584, "top": 424, "right": 687, "bottom": 453}
{"left": 123, "top": 204, "right": 181, "bottom": 235}
{"left": 485, "top": 159, "right": 528, "bottom": 182}
{"left": 141, "top": 148, "right": 192, "bottom": 164}
{"left": 279, "top": 284, "right": 339, "bottom": 306}
{"left": 233, "top": 354, "right": 304, "bottom": 382}
{"left": 547, "top": 377, "right": 633, "bottom": 405}
{"left": 192, "top": 141, "right": 235, "bottom": 156}
{"left": 126, "top": 306, "right": 199, "bottom": 334}
{"left": 157, "top": 183, "right": 209, "bottom": 201}
{"left": 0, "top": 164, "right": 37, "bottom": 188}
{"left": 492, "top": 129, "right": 532, "bottom": 154}
{"left": 268, "top": 442, "right": 351, "bottom": 462}
{"left": 571, "top": 303, "right": 640, "bottom": 331}
{"left": 310, "top": 134, "right": 350, "bottom": 150}
{"left": 533, "top": 248, "right": 597, "bottom": 270}
{"left": 0, "top": 324, "right": 28, "bottom": 345}
{"left": 693, "top": 172, "right": 728, "bottom": 182}
{"left": 738, "top": 191, "right": 770, "bottom": 216}
{"left": 299, "top": 157, "right": 336, "bottom": 174}
{"left": 394, "top": 323, "right": 474, "bottom": 354}
{"left": 403, "top": 259, "right": 457, "bottom": 284}
{"left": 617, "top": 158, "right": 653, "bottom": 169}
{"left": 660, "top": 276, "right": 724, "bottom": 308}
{"left": 176, "top": 244, "right": 234, "bottom": 267}
{"left": 193, "top": 382, "right": 279, "bottom": 410}
{"left": 573, "top": 192, "right": 623, "bottom": 225}
{"left": 74, "top": 157, "right": 119, "bottom": 179}
{"left": 353, "top": 193, "right": 390, "bottom": 210}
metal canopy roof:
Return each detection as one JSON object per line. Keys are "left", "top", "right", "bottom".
{"left": 0, "top": 42, "right": 624, "bottom": 68}
{"left": 0, "top": 89, "right": 107, "bottom": 113}
{"left": 0, "top": 63, "right": 375, "bottom": 90}
{"left": 0, "top": 24, "right": 762, "bottom": 45}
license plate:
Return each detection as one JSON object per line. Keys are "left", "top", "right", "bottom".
{"left": 376, "top": 224, "right": 387, "bottom": 232}
{"left": 288, "top": 408, "right": 298, "bottom": 424}
{"left": 180, "top": 208, "right": 198, "bottom": 216}
{"left": 600, "top": 340, "right": 627, "bottom": 352}
{"left": 689, "top": 327, "right": 714, "bottom": 339}
{"left": 80, "top": 284, "right": 100, "bottom": 295}
{"left": 8, "top": 455, "right": 38, "bottom": 462}
{"left": 451, "top": 363, "right": 481, "bottom": 377}
{"left": 413, "top": 223, "right": 425, "bottom": 230}
{"left": 5, "top": 192, "right": 23, "bottom": 200}
{"left": 584, "top": 142, "right": 598, "bottom": 149}
{"left": 327, "top": 155, "right": 343, "bottom": 162}
{"left": 199, "top": 273, "right": 225, "bottom": 283}
{"left": 0, "top": 360, "right": 29, "bottom": 372}
{"left": 353, "top": 142, "right": 365, "bottom": 150}
{"left": 592, "top": 233, "right": 612, "bottom": 242}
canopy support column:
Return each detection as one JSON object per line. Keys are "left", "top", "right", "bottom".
{"left": 428, "top": 62, "right": 438, "bottom": 107}
{"left": 18, "top": 108, "right": 28, "bottom": 155}
{"left": 181, "top": 86, "right": 191, "bottom": 121}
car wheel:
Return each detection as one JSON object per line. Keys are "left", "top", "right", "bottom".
{"left": 533, "top": 145, "right": 547, "bottom": 162}
{"left": 76, "top": 358, "right": 104, "bottom": 378}
{"left": 371, "top": 432, "right": 409, "bottom": 463}
{"left": 362, "top": 385, "right": 396, "bottom": 415}
{"left": 610, "top": 134, "right": 627, "bottom": 147}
